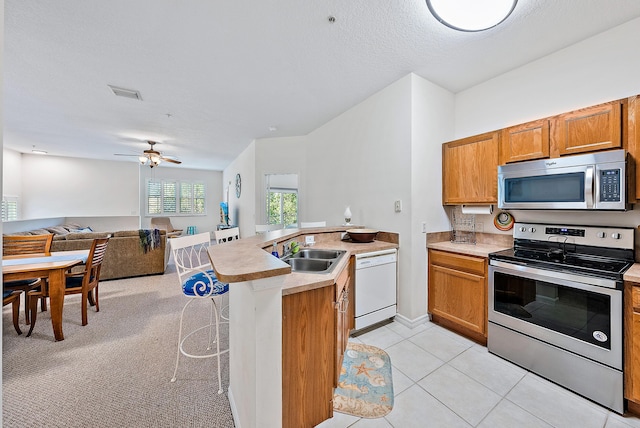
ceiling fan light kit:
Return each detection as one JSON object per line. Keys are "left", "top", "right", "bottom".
{"left": 426, "top": 0, "right": 517, "bottom": 32}
{"left": 115, "top": 140, "right": 181, "bottom": 168}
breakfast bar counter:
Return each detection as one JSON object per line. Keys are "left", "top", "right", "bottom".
{"left": 207, "top": 226, "right": 398, "bottom": 427}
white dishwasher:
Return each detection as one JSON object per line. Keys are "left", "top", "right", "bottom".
{"left": 354, "top": 249, "right": 397, "bottom": 330}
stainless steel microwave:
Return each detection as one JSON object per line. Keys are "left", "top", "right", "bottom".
{"left": 498, "top": 149, "right": 632, "bottom": 210}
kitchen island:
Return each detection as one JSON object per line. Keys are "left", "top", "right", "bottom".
{"left": 208, "top": 226, "right": 398, "bottom": 428}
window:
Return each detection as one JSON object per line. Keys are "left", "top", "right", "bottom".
{"left": 268, "top": 188, "right": 298, "bottom": 227}
{"left": 2, "top": 196, "right": 19, "bottom": 221}
{"left": 146, "top": 179, "right": 205, "bottom": 216}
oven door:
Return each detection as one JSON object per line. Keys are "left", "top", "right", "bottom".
{"left": 488, "top": 261, "right": 622, "bottom": 370}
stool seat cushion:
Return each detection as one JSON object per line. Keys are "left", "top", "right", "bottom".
{"left": 182, "top": 270, "right": 229, "bottom": 297}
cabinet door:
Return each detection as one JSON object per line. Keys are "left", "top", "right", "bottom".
{"left": 627, "top": 95, "right": 640, "bottom": 201}
{"left": 334, "top": 265, "right": 350, "bottom": 385}
{"left": 442, "top": 131, "right": 499, "bottom": 205}
{"left": 500, "top": 119, "right": 550, "bottom": 164}
{"left": 625, "top": 283, "right": 640, "bottom": 404}
{"left": 551, "top": 100, "right": 623, "bottom": 156}
{"left": 283, "top": 286, "right": 335, "bottom": 428}
{"left": 428, "top": 264, "right": 486, "bottom": 336}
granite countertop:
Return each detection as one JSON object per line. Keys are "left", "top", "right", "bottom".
{"left": 427, "top": 240, "right": 512, "bottom": 258}
{"left": 625, "top": 264, "right": 640, "bottom": 283}
{"left": 207, "top": 227, "right": 398, "bottom": 295}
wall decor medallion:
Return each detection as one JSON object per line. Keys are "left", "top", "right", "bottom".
{"left": 494, "top": 211, "right": 514, "bottom": 231}
{"left": 235, "top": 173, "right": 242, "bottom": 198}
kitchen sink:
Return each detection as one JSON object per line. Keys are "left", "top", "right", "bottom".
{"left": 291, "top": 249, "right": 344, "bottom": 259}
{"left": 282, "top": 249, "right": 346, "bottom": 274}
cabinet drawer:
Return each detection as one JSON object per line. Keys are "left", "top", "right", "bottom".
{"left": 429, "top": 249, "right": 485, "bottom": 276}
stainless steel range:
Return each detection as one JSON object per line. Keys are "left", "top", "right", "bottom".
{"left": 488, "top": 222, "right": 635, "bottom": 413}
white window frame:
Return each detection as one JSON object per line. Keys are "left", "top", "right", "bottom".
{"left": 146, "top": 179, "right": 206, "bottom": 216}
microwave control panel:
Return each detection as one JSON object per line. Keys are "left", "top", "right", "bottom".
{"left": 599, "top": 169, "right": 621, "bottom": 202}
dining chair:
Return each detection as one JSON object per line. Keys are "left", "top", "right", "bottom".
{"left": 3, "top": 233, "right": 53, "bottom": 324}
{"left": 255, "top": 224, "right": 283, "bottom": 234}
{"left": 169, "top": 232, "right": 229, "bottom": 393}
{"left": 300, "top": 221, "right": 326, "bottom": 228}
{"left": 3, "top": 290, "right": 23, "bottom": 335}
{"left": 213, "top": 227, "right": 240, "bottom": 244}
{"left": 26, "top": 237, "right": 109, "bottom": 337}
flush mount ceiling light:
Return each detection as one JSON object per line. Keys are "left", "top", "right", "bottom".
{"left": 426, "top": 0, "right": 517, "bottom": 32}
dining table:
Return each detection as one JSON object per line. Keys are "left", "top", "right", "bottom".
{"left": 2, "top": 250, "right": 89, "bottom": 341}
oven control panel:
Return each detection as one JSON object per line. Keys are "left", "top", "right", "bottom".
{"left": 513, "top": 222, "right": 634, "bottom": 250}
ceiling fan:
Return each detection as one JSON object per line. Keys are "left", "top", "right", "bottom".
{"left": 114, "top": 141, "right": 182, "bottom": 168}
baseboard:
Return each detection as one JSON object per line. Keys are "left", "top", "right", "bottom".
{"left": 228, "top": 386, "right": 241, "bottom": 428}
{"left": 393, "top": 313, "right": 429, "bottom": 329}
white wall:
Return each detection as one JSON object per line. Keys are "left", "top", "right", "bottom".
{"left": 455, "top": 17, "right": 640, "bottom": 139}
{"left": 222, "top": 141, "right": 256, "bottom": 238}
{"left": 305, "top": 75, "right": 418, "bottom": 318}
{"left": 2, "top": 149, "right": 21, "bottom": 200}
{"left": 455, "top": 16, "right": 640, "bottom": 231}
{"left": 20, "top": 154, "right": 139, "bottom": 219}
{"left": 255, "top": 136, "right": 306, "bottom": 225}
{"left": 139, "top": 166, "right": 223, "bottom": 235}
{"left": 409, "top": 74, "right": 455, "bottom": 320}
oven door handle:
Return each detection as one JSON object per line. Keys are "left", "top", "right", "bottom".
{"left": 489, "top": 260, "right": 620, "bottom": 290}
{"left": 585, "top": 165, "right": 594, "bottom": 208}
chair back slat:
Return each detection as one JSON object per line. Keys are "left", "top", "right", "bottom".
{"left": 213, "top": 227, "right": 240, "bottom": 244}
{"left": 85, "top": 238, "right": 109, "bottom": 285}
{"left": 3, "top": 234, "right": 54, "bottom": 256}
{"left": 170, "top": 233, "right": 213, "bottom": 283}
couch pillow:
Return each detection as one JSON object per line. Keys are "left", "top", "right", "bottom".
{"left": 28, "top": 229, "right": 52, "bottom": 235}
{"left": 62, "top": 223, "right": 83, "bottom": 232}
{"left": 46, "top": 226, "right": 70, "bottom": 235}
{"left": 52, "top": 234, "right": 67, "bottom": 241}
{"left": 65, "top": 231, "right": 110, "bottom": 240}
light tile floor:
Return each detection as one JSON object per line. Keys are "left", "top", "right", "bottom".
{"left": 316, "top": 320, "right": 640, "bottom": 428}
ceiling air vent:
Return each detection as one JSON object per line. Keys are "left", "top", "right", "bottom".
{"left": 108, "top": 85, "right": 142, "bottom": 101}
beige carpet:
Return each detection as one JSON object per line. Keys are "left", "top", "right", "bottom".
{"left": 2, "top": 264, "right": 235, "bottom": 427}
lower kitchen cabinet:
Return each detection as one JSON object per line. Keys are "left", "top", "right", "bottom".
{"left": 428, "top": 249, "right": 487, "bottom": 344}
{"left": 282, "top": 259, "right": 354, "bottom": 427}
{"left": 624, "top": 281, "right": 640, "bottom": 414}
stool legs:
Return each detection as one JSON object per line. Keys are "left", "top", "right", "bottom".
{"left": 171, "top": 295, "right": 227, "bottom": 394}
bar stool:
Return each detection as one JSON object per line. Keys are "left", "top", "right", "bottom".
{"left": 169, "top": 232, "right": 229, "bottom": 393}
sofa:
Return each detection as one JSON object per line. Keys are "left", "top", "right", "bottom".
{"left": 4, "top": 224, "right": 167, "bottom": 280}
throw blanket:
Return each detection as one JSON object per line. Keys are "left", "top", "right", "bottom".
{"left": 139, "top": 229, "right": 161, "bottom": 253}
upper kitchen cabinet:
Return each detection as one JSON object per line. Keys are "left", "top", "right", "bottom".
{"left": 443, "top": 131, "right": 499, "bottom": 205}
{"left": 627, "top": 95, "right": 640, "bottom": 201}
{"left": 550, "top": 100, "right": 624, "bottom": 157}
{"left": 499, "top": 119, "right": 550, "bottom": 164}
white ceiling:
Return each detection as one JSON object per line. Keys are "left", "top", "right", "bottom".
{"left": 5, "top": 0, "right": 640, "bottom": 171}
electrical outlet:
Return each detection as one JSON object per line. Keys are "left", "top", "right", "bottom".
{"left": 305, "top": 235, "right": 315, "bottom": 246}
{"left": 394, "top": 200, "right": 402, "bottom": 212}
{"left": 422, "top": 222, "right": 427, "bottom": 233}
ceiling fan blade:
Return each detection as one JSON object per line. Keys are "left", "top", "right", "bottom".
{"left": 161, "top": 157, "right": 182, "bottom": 164}
{"left": 114, "top": 153, "right": 139, "bottom": 157}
